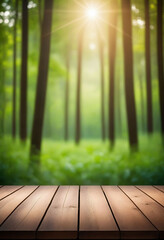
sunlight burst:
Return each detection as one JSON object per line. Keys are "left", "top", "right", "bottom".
{"left": 86, "top": 7, "right": 99, "bottom": 20}
{"left": 89, "top": 43, "right": 96, "bottom": 50}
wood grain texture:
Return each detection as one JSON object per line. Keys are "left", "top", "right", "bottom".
{"left": 153, "top": 185, "right": 164, "bottom": 193}
{"left": 0, "top": 186, "right": 23, "bottom": 200}
{"left": 38, "top": 186, "right": 79, "bottom": 239}
{"left": 0, "top": 186, "right": 38, "bottom": 225}
{"left": 120, "top": 185, "right": 164, "bottom": 238}
{"left": 137, "top": 185, "right": 164, "bottom": 207}
{"left": 0, "top": 185, "right": 163, "bottom": 240}
{"left": 0, "top": 186, "right": 58, "bottom": 239}
{"left": 79, "top": 186, "right": 119, "bottom": 239}
{"left": 102, "top": 186, "right": 157, "bottom": 239}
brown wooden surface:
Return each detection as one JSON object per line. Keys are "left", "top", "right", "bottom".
{"left": 0, "top": 185, "right": 23, "bottom": 200}
{"left": 0, "top": 186, "right": 38, "bottom": 225}
{"left": 120, "top": 185, "right": 164, "bottom": 238}
{"left": 79, "top": 186, "right": 119, "bottom": 239}
{"left": 38, "top": 186, "right": 79, "bottom": 239}
{"left": 0, "top": 186, "right": 58, "bottom": 239}
{"left": 154, "top": 185, "right": 164, "bottom": 193}
{"left": 102, "top": 186, "right": 157, "bottom": 239}
{"left": 0, "top": 185, "right": 163, "bottom": 240}
{"left": 137, "top": 185, "right": 164, "bottom": 207}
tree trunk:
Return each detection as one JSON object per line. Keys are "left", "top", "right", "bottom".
{"left": 75, "top": 27, "right": 85, "bottom": 144}
{"left": 0, "top": 69, "right": 5, "bottom": 137}
{"left": 97, "top": 32, "right": 105, "bottom": 141}
{"left": 145, "top": 0, "right": 153, "bottom": 133}
{"left": 64, "top": 47, "right": 70, "bottom": 141}
{"left": 38, "top": 0, "right": 43, "bottom": 28}
{"left": 138, "top": 71, "right": 145, "bottom": 132}
{"left": 121, "top": 0, "right": 138, "bottom": 149}
{"left": 116, "top": 74, "right": 122, "bottom": 137}
{"left": 30, "top": 0, "right": 53, "bottom": 156}
{"left": 12, "top": 0, "right": 18, "bottom": 139}
{"left": 20, "top": 0, "right": 28, "bottom": 141}
{"left": 157, "top": 0, "right": 164, "bottom": 134}
{"left": 109, "top": 0, "right": 118, "bottom": 147}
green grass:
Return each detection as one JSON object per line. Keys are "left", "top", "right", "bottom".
{"left": 0, "top": 133, "right": 164, "bottom": 185}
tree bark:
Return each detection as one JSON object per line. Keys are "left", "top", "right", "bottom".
{"left": 157, "top": 0, "right": 164, "bottom": 134}
{"left": 30, "top": 0, "right": 53, "bottom": 156}
{"left": 75, "top": 27, "right": 85, "bottom": 144}
{"left": 138, "top": 71, "right": 145, "bottom": 132}
{"left": 0, "top": 69, "right": 5, "bottom": 137}
{"left": 97, "top": 32, "right": 105, "bottom": 141}
{"left": 145, "top": 0, "right": 153, "bottom": 133}
{"left": 116, "top": 74, "right": 122, "bottom": 137}
{"left": 12, "top": 0, "right": 18, "bottom": 139}
{"left": 109, "top": 0, "right": 118, "bottom": 147}
{"left": 20, "top": 0, "right": 28, "bottom": 141}
{"left": 64, "top": 47, "right": 70, "bottom": 141}
{"left": 38, "top": 0, "right": 43, "bottom": 28}
{"left": 121, "top": 0, "right": 138, "bottom": 148}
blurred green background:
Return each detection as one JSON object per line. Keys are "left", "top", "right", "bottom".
{"left": 0, "top": 0, "right": 164, "bottom": 185}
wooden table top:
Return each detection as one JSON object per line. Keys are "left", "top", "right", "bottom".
{"left": 0, "top": 185, "right": 163, "bottom": 239}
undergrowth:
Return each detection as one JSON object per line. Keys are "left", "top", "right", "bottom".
{"left": 0, "top": 134, "right": 164, "bottom": 185}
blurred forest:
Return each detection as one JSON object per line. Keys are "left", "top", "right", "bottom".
{"left": 0, "top": 0, "right": 164, "bottom": 185}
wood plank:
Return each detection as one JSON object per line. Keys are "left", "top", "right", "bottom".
{"left": 102, "top": 186, "right": 157, "bottom": 239}
{"left": 38, "top": 186, "right": 79, "bottom": 239}
{"left": 120, "top": 185, "right": 164, "bottom": 238}
{"left": 79, "top": 186, "right": 119, "bottom": 239}
{"left": 0, "top": 186, "right": 23, "bottom": 200}
{"left": 0, "top": 186, "right": 38, "bottom": 225}
{"left": 0, "top": 186, "right": 58, "bottom": 239}
{"left": 137, "top": 185, "right": 164, "bottom": 207}
{"left": 154, "top": 185, "right": 164, "bottom": 193}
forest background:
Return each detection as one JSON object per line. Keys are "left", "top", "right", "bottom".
{"left": 0, "top": 0, "right": 164, "bottom": 185}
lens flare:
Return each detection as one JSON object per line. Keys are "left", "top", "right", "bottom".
{"left": 89, "top": 43, "right": 96, "bottom": 50}
{"left": 86, "top": 7, "right": 98, "bottom": 20}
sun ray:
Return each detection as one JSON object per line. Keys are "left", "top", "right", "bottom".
{"left": 73, "top": 0, "right": 86, "bottom": 10}
{"left": 54, "top": 10, "right": 82, "bottom": 14}
{"left": 95, "top": 22, "right": 107, "bottom": 43}
{"left": 97, "top": 16, "right": 131, "bottom": 39}
{"left": 47, "top": 15, "right": 87, "bottom": 36}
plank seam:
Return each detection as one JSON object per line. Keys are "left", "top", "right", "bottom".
{"left": 135, "top": 186, "right": 164, "bottom": 208}
{"left": 35, "top": 185, "right": 59, "bottom": 239}
{"left": 152, "top": 185, "right": 164, "bottom": 193}
{"left": 101, "top": 186, "right": 121, "bottom": 239}
{"left": 118, "top": 186, "right": 160, "bottom": 237}
{"left": 0, "top": 186, "right": 24, "bottom": 201}
{"left": 77, "top": 185, "right": 80, "bottom": 240}
{"left": 0, "top": 185, "right": 40, "bottom": 227}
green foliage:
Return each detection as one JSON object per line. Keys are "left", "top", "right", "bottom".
{"left": 0, "top": 134, "right": 164, "bottom": 185}
{"left": 0, "top": 0, "right": 164, "bottom": 185}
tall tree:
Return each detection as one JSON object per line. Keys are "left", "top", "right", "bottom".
{"left": 121, "top": 0, "right": 138, "bottom": 148}
{"left": 145, "top": 0, "right": 153, "bottom": 133}
{"left": 0, "top": 26, "right": 6, "bottom": 137}
{"left": 109, "top": 0, "right": 118, "bottom": 147}
{"left": 64, "top": 46, "right": 70, "bottom": 141}
{"left": 0, "top": 69, "right": 5, "bottom": 137}
{"left": 97, "top": 31, "right": 105, "bottom": 141}
{"left": 138, "top": 70, "right": 145, "bottom": 132}
{"left": 75, "top": 27, "right": 85, "bottom": 144}
{"left": 12, "top": 0, "right": 18, "bottom": 139}
{"left": 30, "top": 0, "right": 54, "bottom": 156}
{"left": 38, "top": 0, "right": 43, "bottom": 28}
{"left": 157, "top": 0, "right": 164, "bottom": 135}
{"left": 116, "top": 72, "right": 122, "bottom": 137}
{"left": 20, "top": 0, "right": 28, "bottom": 141}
